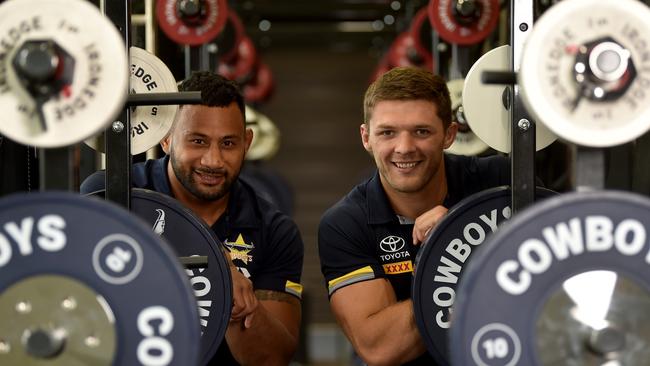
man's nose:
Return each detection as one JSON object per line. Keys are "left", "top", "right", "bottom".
{"left": 394, "top": 132, "right": 416, "bottom": 154}
{"left": 201, "top": 145, "right": 225, "bottom": 168}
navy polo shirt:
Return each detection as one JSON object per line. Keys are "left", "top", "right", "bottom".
{"left": 81, "top": 156, "right": 304, "bottom": 365}
{"left": 318, "top": 153, "right": 509, "bottom": 365}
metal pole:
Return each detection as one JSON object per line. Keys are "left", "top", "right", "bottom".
{"left": 510, "top": 0, "right": 536, "bottom": 213}
{"left": 102, "top": 0, "right": 132, "bottom": 209}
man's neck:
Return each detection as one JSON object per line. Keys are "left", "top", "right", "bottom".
{"left": 382, "top": 164, "right": 448, "bottom": 221}
{"left": 166, "top": 165, "right": 228, "bottom": 226}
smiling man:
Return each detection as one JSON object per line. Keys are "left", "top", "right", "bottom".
{"left": 318, "top": 67, "right": 510, "bottom": 365}
{"left": 81, "top": 72, "right": 303, "bottom": 366}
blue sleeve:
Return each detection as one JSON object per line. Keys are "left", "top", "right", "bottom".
{"left": 252, "top": 213, "right": 304, "bottom": 299}
{"left": 318, "top": 205, "right": 385, "bottom": 297}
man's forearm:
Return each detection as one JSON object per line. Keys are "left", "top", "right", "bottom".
{"left": 350, "top": 300, "right": 426, "bottom": 366}
{"left": 225, "top": 302, "right": 297, "bottom": 365}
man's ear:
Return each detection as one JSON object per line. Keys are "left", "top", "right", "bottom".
{"left": 443, "top": 122, "right": 458, "bottom": 149}
{"left": 244, "top": 127, "right": 254, "bottom": 153}
{"left": 360, "top": 122, "right": 372, "bottom": 153}
{"left": 160, "top": 133, "right": 171, "bottom": 154}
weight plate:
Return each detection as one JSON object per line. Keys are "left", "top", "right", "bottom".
{"left": 428, "top": 0, "right": 500, "bottom": 46}
{"left": 412, "top": 186, "right": 555, "bottom": 365}
{"left": 243, "top": 62, "right": 274, "bottom": 103}
{"left": 446, "top": 79, "right": 489, "bottom": 156}
{"left": 92, "top": 188, "right": 233, "bottom": 365}
{"left": 410, "top": 6, "right": 434, "bottom": 60}
{"left": 387, "top": 32, "right": 434, "bottom": 71}
{"left": 0, "top": 274, "right": 116, "bottom": 365}
{"left": 0, "top": 192, "right": 199, "bottom": 365}
{"left": 246, "top": 106, "right": 280, "bottom": 161}
{"left": 217, "top": 36, "right": 258, "bottom": 82}
{"left": 451, "top": 190, "right": 650, "bottom": 366}
{"left": 0, "top": 0, "right": 128, "bottom": 148}
{"left": 85, "top": 47, "right": 178, "bottom": 155}
{"left": 536, "top": 270, "right": 650, "bottom": 365}
{"left": 157, "top": 0, "right": 228, "bottom": 46}
{"left": 210, "top": 11, "right": 245, "bottom": 64}
{"left": 519, "top": 0, "right": 650, "bottom": 147}
{"left": 463, "top": 45, "right": 557, "bottom": 153}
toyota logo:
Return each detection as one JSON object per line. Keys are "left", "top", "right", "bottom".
{"left": 380, "top": 236, "right": 406, "bottom": 253}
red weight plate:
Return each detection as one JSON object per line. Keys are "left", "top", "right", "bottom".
{"left": 217, "top": 36, "right": 258, "bottom": 82}
{"left": 387, "top": 32, "right": 434, "bottom": 71}
{"left": 157, "top": 0, "right": 229, "bottom": 46}
{"left": 243, "top": 63, "right": 274, "bottom": 103}
{"left": 213, "top": 11, "right": 245, "bottom": 64}
{"left": 428, "top": 0, "right": 499, "bottom": 45}
{"left": 410, "top": 7, "right": 434, "bottom": 61}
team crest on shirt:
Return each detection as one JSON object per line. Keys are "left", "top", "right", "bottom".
{"left": 225, "top": 234, "right": 254, "bottom": 264}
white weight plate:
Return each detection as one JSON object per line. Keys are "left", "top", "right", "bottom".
{"left": 245, "top": 104, "right": 258, "bottom": 125}
{"left": 85, "top": 47, "right": 178, "bottom": 154}
{"left": 446, "top": 78, "right": 489, "bottom": 156}
{"left": 519, "top": 0, "right": 650, "bottom": 147}
{"left": 0, "top": 0, "right": 128, "bottom": 148}
{"left": 245, "top": 105, "right": 279, "bottom": 161}
{"left": 464, "top": 45, "right": 557, "bottom": 153}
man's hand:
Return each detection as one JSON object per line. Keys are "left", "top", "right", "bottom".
{"left": 412, "top": 205, "right": 448, "bottom": 245}
{"left": 230, "top": 266, "right": 258, "bottom": 328}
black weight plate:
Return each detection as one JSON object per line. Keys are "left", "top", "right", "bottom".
{"left": 130, "top": 189, "right": 232, "bottom": 365}
{"left": 413, "top": 186, "right": 555, "bottom": 365}
{"left": 0, "top": 192, "right": 200, "bottom": 365}
{"left": 451, "top": 190, "right": 650, "bottom": 366}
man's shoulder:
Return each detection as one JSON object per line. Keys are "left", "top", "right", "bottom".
{"left": 320, "top": 181, "right": 369, "bottom": 229}
{"left": 79, "top": 158, "right": 164, "bottom": 194}
{"left": 446, "top": 153, "right": 509, "bottom": 172}
{"left": 80, "top": 171, "right": 107, "bottom": 194}
{"left": 236, "top": 179, "right": 297, "bottom": 229}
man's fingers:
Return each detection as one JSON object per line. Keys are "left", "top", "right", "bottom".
{"left": 412, "top": 205, "right": 448, "bottom": 245}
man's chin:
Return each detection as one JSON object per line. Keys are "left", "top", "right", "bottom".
{"left": 187, "top": 185, "right": 227, "bottom": 201}
{"left": 388, "top": 180, "right": 426, "bottom": 194}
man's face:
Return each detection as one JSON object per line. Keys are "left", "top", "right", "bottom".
{"left": 361, "top": 99, "right": 457, "bottom": 194}
{"left": 162, "top": 103, "right": 252, "bottom": 201}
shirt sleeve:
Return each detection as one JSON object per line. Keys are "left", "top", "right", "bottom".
{"left": 318, "top": 204, "right": 386, "bottom": 297}
{"left": 252, "top": 212, "right": 304, "bottom": 299}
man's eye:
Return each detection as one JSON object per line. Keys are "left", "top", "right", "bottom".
{"left": 191, "top": 139, "right": 204, "bottom": 144}
{"left": 379, "top": 130, "right": 393, "bottom": 136}
{"left": 415, "top": 129, "right": 431, "bottom": 136}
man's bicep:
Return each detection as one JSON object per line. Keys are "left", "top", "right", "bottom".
{"left": 256, "top": 290, "right": 301, "bottom": 339}
{"left": 329, "top": 278, "right": 397, "bottom": 337}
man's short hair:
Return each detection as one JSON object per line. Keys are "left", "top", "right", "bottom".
{"left": 363, "top": 67, "right": 451, "bottom": 129}
{"left": 178, "top": 71, "right": 246, "bottom": 122}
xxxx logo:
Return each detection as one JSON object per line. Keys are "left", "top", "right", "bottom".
{"left": 382, "top": 260, "right": 413, "bottom": 275}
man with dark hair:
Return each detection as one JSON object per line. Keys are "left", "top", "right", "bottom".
{"left": 318, "top": 67, "right": 509, "bottom": 365}
{"left": 82, "top": 71, "right": 303, "bottom": 365}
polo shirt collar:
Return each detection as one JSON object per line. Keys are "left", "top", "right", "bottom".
{"left": 366, "top": 171, "right": 399, "bottom": 225}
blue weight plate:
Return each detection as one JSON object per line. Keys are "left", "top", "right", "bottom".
{"left": 129, "top": 188, "right": 232, "bottom": 365}
{"left": 412, "top": 186, "right": 555, "bottom": 365}
{"left": 0, "top": 192, "right": 200, "bottom": 365}
{"left": 451, "top": 190, "right": 650, "bottom": 366}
